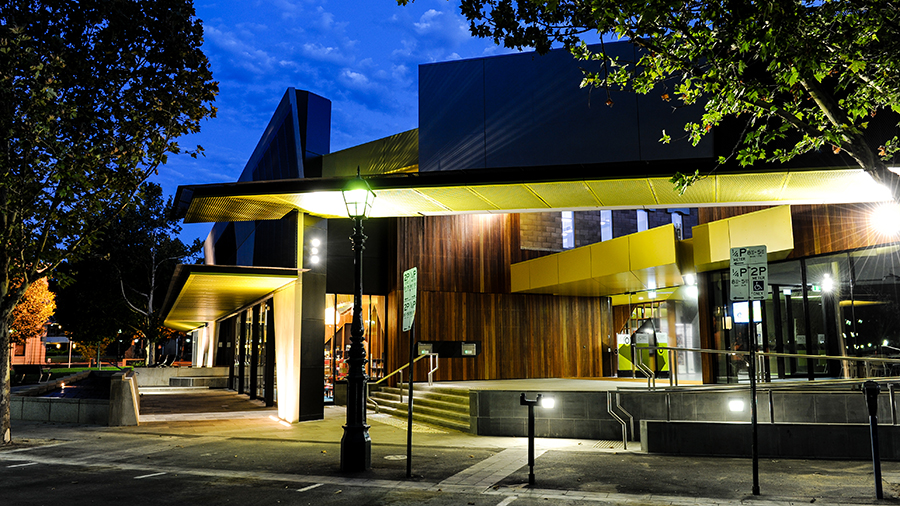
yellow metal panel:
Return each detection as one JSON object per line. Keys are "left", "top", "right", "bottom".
{"left": 591, "top": 236, "right": 630, "bottom": 278}
{"left": 782, "top": 169, "right": 887, "bottom": 203}
{"left": 629, "top": 224, "right": 677, "bottom": 271}
{"left": 471, "top": 185, "right": 549, "bottom": 210}
{"left": 510, "top": 261, "right": 531, "bottom": 292}
{"left": 585, "top": 179, "right": 656, "bottom": 206}
{"left": 185, "top": 196, "right": 297, "bottom": 223}
{"left": 728, "top": 205, "right": 794, "bottom": 261}
{"left": 529, "top": 255, "right": 559, "bottom": 290}
{"left": 370, "top": 189, "right": 448, "bottom": 216}
{"left": 527, "top": 181, "right": 601, "bottom": 208}
{"left": 718, "top": 173, "right": 788, "bottom": 202}
{"left": 416, "top": 187, "right": 498, "bottom": 212}
{"left": 596, "top": 271, "right": 646, "bottom": 295}
{"left": 554, "top": 278, "right": 606, "bottom": 297}
{"left": 558, "top": 246, "right": 592, "bottom": 285}
{"left": 692, "top": 219, "right": 730, "bottom": 271}
{"left": 650, "top": 176, "right": 716, "bottom": 205}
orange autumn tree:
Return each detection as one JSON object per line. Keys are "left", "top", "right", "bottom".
{"left": 9, "top": 278, "right": 56, "bottom": 344}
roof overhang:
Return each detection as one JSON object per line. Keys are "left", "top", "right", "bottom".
{"left": 161, "top": 265, "right": 301, "bottom": 332}
{"left": 174, "top": 165, "right": 893, "bottom": 224}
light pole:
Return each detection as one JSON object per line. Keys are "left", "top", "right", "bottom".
{"left": 340, "top": 170, "right": 376, "bottom": 473}
{"left": 520, "top": 393, "right": 555, "bottom": 486}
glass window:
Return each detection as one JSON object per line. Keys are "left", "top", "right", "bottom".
{"left": 600, "top": 210, "right": 612, "bottom": 242}
{"left": 637, "top": 210, "right": 648, "bottom": 232}
{"left": 561, "top": 211, "right": 574, "bottom": 249}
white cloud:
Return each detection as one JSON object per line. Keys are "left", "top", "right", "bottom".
{"left": 301, "top": 42, "right": 350, "bottom": 64}
{"left": 339, "top": 69, "right": 373, "bottom": 90}
{"left": 205, "top": 25, "right": 277, "bottom": 76}
{"left": 413, "top": 9, "right": 469, "bottom": 46}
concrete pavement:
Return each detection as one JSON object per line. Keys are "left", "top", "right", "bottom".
{"left": 3, "top": 388, "right": 899, "bottom": 505}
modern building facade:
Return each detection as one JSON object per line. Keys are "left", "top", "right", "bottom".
{"left": 161, "top": 42, "right": 900, "bottom": 424}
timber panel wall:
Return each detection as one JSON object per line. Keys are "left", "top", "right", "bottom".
{"left": 699, "top": 204, "right": 895, "bottom": 258}
{"left": 386, "top": 213, "right": 610, "bottom": 382}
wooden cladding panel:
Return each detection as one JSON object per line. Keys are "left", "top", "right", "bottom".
{"left": 386, "top": 290, "right": 608, "bottom": 382}
{"left": 699, "top": 204, "right": 893, "bottom": 259}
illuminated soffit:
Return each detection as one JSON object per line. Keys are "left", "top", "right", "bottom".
{"left": 180, "top": 168, "right": 892, "bottom": 224}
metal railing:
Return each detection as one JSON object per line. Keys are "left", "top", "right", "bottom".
{"left": 630, "top": 345, "right": 900, "bottom": 390}
{"left": 366, "top": 353, "right": 433, "bottom": 413}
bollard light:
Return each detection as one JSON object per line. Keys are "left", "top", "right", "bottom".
{"left": 521, "top": 393, "right": 555, "bottom": 486}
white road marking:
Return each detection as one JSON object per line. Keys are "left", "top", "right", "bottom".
{"left": 134, "top": 472, "right": 167, "bottom": 479}
{"left": 496, "top": 496, "right": 518, "bottom": 506}
{"left": 297, "top": 483, "right": 324, "bottom": 492}
{"left": 7, "top": 462, "right": 38, "bottom": 468}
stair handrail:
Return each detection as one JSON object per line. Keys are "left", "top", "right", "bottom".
{"left": 366, "top": 354, "right": 432, "bottom": 413}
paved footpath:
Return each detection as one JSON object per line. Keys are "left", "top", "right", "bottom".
{"left": 3, "top": 391, "right": 900, "bottom": 506}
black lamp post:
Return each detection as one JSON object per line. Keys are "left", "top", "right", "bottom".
{"left": 340, "top": 170, "right": 375, "bottom": 473}
{"left": 520, "top": 393, "right": 555, "bottom": 486}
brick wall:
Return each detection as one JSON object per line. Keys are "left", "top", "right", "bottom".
{"left": 520, "top": 212, "right": 563, "bottom": 251}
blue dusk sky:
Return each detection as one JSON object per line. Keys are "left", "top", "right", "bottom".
{"left": 154, "top": 0, "right": 523, "bottom": 244}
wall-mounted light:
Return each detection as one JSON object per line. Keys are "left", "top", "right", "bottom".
{"left": 728, "top": 398, "right": 745, "bottom": 412}
{"left": 684, "top": 273, "right": 696, "bottom": 285}
{"left": 871, "top": 203, "right": 900, "bottom": 237}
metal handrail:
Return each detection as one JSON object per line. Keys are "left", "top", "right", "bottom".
{"left": 607, "top": 391, "right": 629, "bottom": 450}
{"left": 633, "top": 344, "right": 900, "bottom": 389}
{"left": 366, "top": 354, "right": 432, "bottom": 412}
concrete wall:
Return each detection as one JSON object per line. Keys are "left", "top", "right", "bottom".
{"left": 10, "top": 397, "right": 109, "bottom": 425}
{"left": 471, "top": 386, "right": 897, "bottom": 443}
{"left": 133, "top": 366, "right": 229, "bottom": 387}
{"left": 471, "top": 390, "right": 624, "bottom": 439}
{"left": 12, "top": 370, "right": 139, "bottom": 426}
{"left": 641, "top": 420, "right": 900, "bottom": 460}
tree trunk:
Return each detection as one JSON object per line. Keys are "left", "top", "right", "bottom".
{"left": 1, "top": 317, "right": 11, "bottom": 444}
{"left": 145, "top": 340, "right": 155, "bottom": 366}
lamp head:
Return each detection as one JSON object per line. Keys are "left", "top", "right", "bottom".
{"left": 342, "top": 168, "right": 375, "bottom": 219}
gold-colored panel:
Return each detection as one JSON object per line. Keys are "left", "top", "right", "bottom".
{"left": 371, "top": 189, "right": 448, "bottom": 216}
{"left": 628, "top": 224, "right": 677, "bottom": 271}
{"left": 782, "top": 169, "right": 883, "bottom": 202}
{"left": 185, "top": 196, "right": 296, "bottom": 223}
{"left": 527, "top": 181, "right": 601, "bottom": 208}
{"left": 273, "top": 192, "right": 346, "bottom": 218}
{"left": 165, "top": 272, "right": 297, "bottom": 331}
{"left": 595, "top": 271, "right": 646, "bottom": 295}
{"left": 417, "top": 187, "right": 498, "bottom": 212}
{"left": 510, "top": 261, "right": 531, "bottom": 292}
{"left": 728, "top": 205, "right": 794, "bottom": 260}
{"left": 591, "top": 236, "right": 630, "bottom": 278}
{"left": 632, "top": 264, "right": 683, "bottom": 292}
{"left": 717, "top": 173, "right": 788, "bottom": 203}
{"left": 692, "top": 219, "right": 730, "bottom": 271}
{"left": 554, "top": 278, "right": 606, "bottom": 297}
{"left": 529, "top": 255, "right": 559, "bottom": 289}
{"left": 558, "top": 247, "right": 592, "bottom": 285}
{"left": 585, "top": 179, "right": 657, "bottom": 206}
{"left": 470, "top": 185, "right": 549, "bottom": 210}
{"left": 650, "top": 176, "right": 716, "bottom": 205}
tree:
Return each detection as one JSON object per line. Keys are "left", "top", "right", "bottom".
{"left": 406, "top": 0, "right": 900, "bottom": 200}
{"left": 56, "top": 183, "right": 200, "bottom": 366}
{"left": 9, "top": 277, "right": 55, "bottom": 344}
{"left": 0, "top": 1, "right": 217, "bottom": 444}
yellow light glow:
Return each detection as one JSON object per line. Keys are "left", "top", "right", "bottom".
{"left": 872, "top": 202, "right": 900, "bottom": 237}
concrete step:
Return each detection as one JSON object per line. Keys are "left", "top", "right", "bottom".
{"left": 369, "top": 382, "right": 471, "bottom": 432}
{"left": 169, "top": 377, "right": 228, "bottom": 388}
{"left": 140, "top": 386, "right": 210, "bottom": 395}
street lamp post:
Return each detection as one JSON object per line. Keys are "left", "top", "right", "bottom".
{"left": 340, "top": 170, "right": 375, "bottom": 473}
{"left": 520, "top": 393, "right": 555, "bottom": 486}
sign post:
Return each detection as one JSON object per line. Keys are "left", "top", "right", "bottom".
{"left": 402, "top": 267, "right": 417, "bottom": 478}
{"left": 730, "top": 246, "right": 767, "bottom": 496}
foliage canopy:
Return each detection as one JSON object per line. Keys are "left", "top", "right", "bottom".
{"left": 403, "top": 0, "right": 900, "bottom": 199}
{"left": 0, "top": 0, "right": 217, "bottom": 444}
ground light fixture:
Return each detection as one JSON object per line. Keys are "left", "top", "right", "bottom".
{"left": 340, "top": 169, "right": 376, "bottom": 473}
{"left": 520, "top": 393, "right": 555, "bottom": 486}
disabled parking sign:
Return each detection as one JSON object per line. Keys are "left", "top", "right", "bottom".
{"left": 730, "top": 246, "right": 768, "bottom": 301}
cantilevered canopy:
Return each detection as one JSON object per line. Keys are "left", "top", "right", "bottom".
{"left": 161, "top": 265, "right": 301, "bottom": 332}
{"left": 173, "top": 166, "right": 893, "bottom": 223}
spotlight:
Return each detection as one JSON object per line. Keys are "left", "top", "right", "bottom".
{"left": 872, "top": 203, "right": 900, "bottom": 236}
